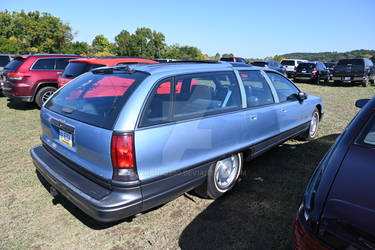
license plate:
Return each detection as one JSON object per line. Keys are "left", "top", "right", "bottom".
{"left": 344, "top": 77, "right": 351, "bottom": 81}
{"left": 59, "top": 129, "right": 73, "bottom": 147}
{"left": 302, "top": 69, "right": 307, "bottom": 73}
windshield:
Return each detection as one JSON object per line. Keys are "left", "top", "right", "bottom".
{"left": 252, "top": 61, "right": 267, "bottom": 67}
{"left": 45, "top": 71, "right": 148, "bottom": 129}
{"left": 62, "top": 62, "right": 105, "bottom": 79}
{"left": 337, "top": 59, "right": 364, "bottom": 66}
{"left": 4, "top": 58, "right": 24, "bottom": 70}
{"left": 281, "top": 60, "right": 295, "bottom": 66}
{"left": 220, "top": 58, "right": 234, "bottom": 62}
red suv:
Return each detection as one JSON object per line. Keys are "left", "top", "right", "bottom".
{"left": 2, "top": 54, "right": 81, "bottom": 108}
{"left": 58, "top": 57, "right": 158, "bottom": 88}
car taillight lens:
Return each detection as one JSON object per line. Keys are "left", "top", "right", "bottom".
{"left": 294, "top": 66, "right": 297, "bottom": 70}
{"left": 112, "top": 134, "right": 134, "bottom": 168}
{"left": 293, "top": 214, "right": 329, "bottom": 250}
{"left": 7, "top": 72, "right": 24, "bottom": 80}
{"left": 111, "top": 133, "right": 138, "bottom": 181}
{"left": 312, "top": 68, "right": 318, "bottom": 73}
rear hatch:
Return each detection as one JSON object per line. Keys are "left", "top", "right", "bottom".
{"left": 296, "top": 63, "right": 316, "bottom": 76}
{"left": 41, "top": 69, "right": 148, "bottom": 182}
{"left": 1, "top": 57, "right": 25, "bottom": 90}
{"left": 333, "top": 59, "right": 365, "bottom": 77}
{"left": 281, "top": 60, "right": 295, "bottom": 71}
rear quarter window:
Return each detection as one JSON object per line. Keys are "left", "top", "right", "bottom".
{"left": 45, "top": 71, "right": 148, "bottom": 129}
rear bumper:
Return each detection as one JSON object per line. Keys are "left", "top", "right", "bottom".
{"left": 332, "top": 76, "right": 364, "bottom": 82}
{"left": 2, "top": 87, "right": 33, "bottom": 102}
{"left": 30, "top": 145, "right": 143, "bottom": 222}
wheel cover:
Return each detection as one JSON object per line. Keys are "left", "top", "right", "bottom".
{"left": 214, "top": 155, "right": 239, "bottom": 190}
{"left": 309, "top": 112, "right": 319, "bottom": 137}
{"left": 42, "top": 91, "right": 54, "bottom": 103}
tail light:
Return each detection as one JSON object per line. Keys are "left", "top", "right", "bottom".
{"left": 294, "top": 66, "right": 297, "bottom": 71}
{"left": 293, "top": 214, "right": 329, "bottom": 250}
{"left": 7, "top": 72, "right": 24, "bottom": 80}
{"left": 111, "top": 133, "right": 138, "bottom": 181}
{"left": 312, "top": 68, "right": 318, "bottom": 74}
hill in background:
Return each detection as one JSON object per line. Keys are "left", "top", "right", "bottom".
{"left": 280, "top": 49, "right": 375, "bottom": 62}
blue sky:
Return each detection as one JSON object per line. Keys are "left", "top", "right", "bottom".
{"left": 2, "top": 0, "right": 375, "bottom": 58}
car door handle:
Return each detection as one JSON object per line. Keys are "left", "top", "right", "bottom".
{"left": 281, "top": 108, "right": 287, "bottom": 113}
{"left": 250, "top": 114, "right": 257, "bottom": 120}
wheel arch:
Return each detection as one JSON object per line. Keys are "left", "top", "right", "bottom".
{"left": 32, "top": 81, "right": 58, "bottom": 101}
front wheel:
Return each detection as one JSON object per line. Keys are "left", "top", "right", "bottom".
{"left": 35, "top": 86, "right": 56, "bottom": 109}
{"left": 300, "top": 108, "right": 320, "bottom": 141}
{"left": 195, "top": 153, "right": 243, "bottom": 199}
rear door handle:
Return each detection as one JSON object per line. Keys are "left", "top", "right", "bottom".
{"left": 281, "top": 108, "right": 287, "bottom": 113}
{"left": 250, "top": 114, "right": 257, "bottom": 120}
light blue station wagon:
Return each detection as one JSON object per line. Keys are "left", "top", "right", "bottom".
{"left": 30, "top": 62, "right": 324, "bottom": 222}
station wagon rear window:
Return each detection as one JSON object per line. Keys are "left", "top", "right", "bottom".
{"left": 281, "top": 60, "right": 294, "bottom": 66}
{"left": 62, "top": 62, "right": 105, "bottom": 79}
{"left": 45, "top": 71, "right": 148, "bottom": 129}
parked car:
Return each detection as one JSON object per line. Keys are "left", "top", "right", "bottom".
{"left": 294, "top": 61, "right": 330, "bottom": 84}
{"left": 0, "top": 54, "right": 16, "bottom": 94}
{"left": 251, "top": 60, "right": 287, "bottom": 75}
{"left": 293, "top": 96, "right": 375, "bottom": 249}
{"left": 0, "top": 54, "right": 15, "bottom": 71}
{"left": 281, "top": 59, "right": 307, "bottom": 78}
{"left": 220, "top": 56, "right": 247, "bottom": 64}
{"left": 58, "top": 57, "right": 158, "bottom": 88}
{"left": 2, "top": 54, "right": 82, "bottom": 108}
{"left": 332, "top": 58, "right": 375, "bottom": 87}
{"left": 30, "top": 62, "right": 324, "bottom": 222}
{"left": 324, "top": 61, "right": 337, "bottom": 79}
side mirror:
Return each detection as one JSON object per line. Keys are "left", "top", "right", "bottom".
{"left": 297, "top": 92, "right": 307, "bottom": 101}
{"left": 355, "top": 99, "right": 370, "bottom": 108}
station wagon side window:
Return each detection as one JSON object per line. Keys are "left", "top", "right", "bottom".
{"left": 173, "top": 71, "right": 241, "bottom": 120}
{"left": 140, "top": 78, "right": 173, "bottom": 127}
{"left": 239, "top": 70, "right": 274, "bottom": 107}
{"left": 266, "top": 72, "right": 299, "bottom": 102}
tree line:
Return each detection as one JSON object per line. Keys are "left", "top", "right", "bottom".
{"left": 0, "top": 10, "right": 219, "bottom": 60}
{"left": 280, "top": 50, "right": 375, "bottom": 63}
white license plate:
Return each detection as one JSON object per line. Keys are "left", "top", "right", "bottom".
{"left": 344, "top": 77, "right": 351, "bottom": 81}
{"left": 59, "top": 129, "right": 73, "bottom": 147}
{"left": 302, "top": 70, "right": 307, "bottom": 73}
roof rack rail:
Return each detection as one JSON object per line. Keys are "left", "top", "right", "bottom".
{"left": 165, "top": 60, "right": 219, "bottom": 64}
{"left": 96, "top": 56, "right": 152, "bottom": 60}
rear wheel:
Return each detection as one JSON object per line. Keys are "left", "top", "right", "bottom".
{"left": 362, "top": 76, "right": 369, "bottom": 87}
{"left": 35, "top": 86, "right": 56, "bottom": 109}
{"left": 195, "top": 153, "right": 242, "bottom": 199}
{"left": 300, "top": 108, "right": 319, "bottom": 141}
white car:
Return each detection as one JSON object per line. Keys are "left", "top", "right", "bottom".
{"left": 281, "top": 59, "right": 307, "bottom": 78}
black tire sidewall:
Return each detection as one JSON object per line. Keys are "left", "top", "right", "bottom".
{"left": 35, "top": 86, "right": 56, "bottom": 109}
{"left": 206, "top": 153, "right": 243, "bottom": 199}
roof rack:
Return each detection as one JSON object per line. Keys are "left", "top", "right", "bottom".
{"left": 25, "top": 53, "right": 80, "bottom": 56}
{"left": 96, "top": 56, "right": 153, "bottom": 60}
{"left": 164, "top": 60, "right": 219, "bottom": 64}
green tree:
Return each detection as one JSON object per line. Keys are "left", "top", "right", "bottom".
{"left": 91, "top": 34, "right": 111, "bottom": 55}
{"left": 222, "top": 53, "right": 234, "bottom": 57}
{"left": 273, "top": 55, "right": 285, "bottom": 62}
{"left": 0, "top": 10, "right": 73, "bottom": 53}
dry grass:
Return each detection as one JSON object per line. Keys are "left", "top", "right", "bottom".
{"left": 0, "top": 82, "right": 374, "bottom": 249}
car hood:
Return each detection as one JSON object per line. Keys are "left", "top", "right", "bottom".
{"left": 321, "top": 144, "right": 375, "bottom": 246}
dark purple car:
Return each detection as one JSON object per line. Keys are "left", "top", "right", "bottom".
{"left": 293, "top": 97, "right": 375, "bottom": 249}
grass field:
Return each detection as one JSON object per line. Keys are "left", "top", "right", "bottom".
{"left": 0, "top": 82, "right": 374, "bottom": 249}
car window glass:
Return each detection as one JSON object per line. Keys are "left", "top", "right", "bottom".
{"left": 140, "top": 78, "right": 172, "bottom": 127}
{"left": 281, "top": 60, "right": 294, "bottom": 66}
{"left": 266, "top": 72, "right": 299, "bottom": 102}
{"left": 357, "top": 115, "right": 375, "bottom": 147}
{"left": 0, "top": 56, "right": 10, "bottom": 67}
{"left": 55, "top": 58, "right": 71, "bottom": 70}
{"left": 32, "top": 58, "right": 55, "bottom": 70}
{"left": 239, "top": 71, "right": 274, "bottom": 107}
{"left": 173, "top": 72, "right": 241, "bottom": 119}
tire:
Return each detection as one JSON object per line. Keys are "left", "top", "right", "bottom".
{"left": 324, "top": 76, "right": 329, "bottom": 83}
{"left": 362, "top": 76, "right": 369, "bottom": 87}
{"left": 35, "top": 86, "right": 56, "bottom": 109}
{"left": 334, "top": 80, "right": 341, "bottom": 84}
{"left": 300, "top": 108, "right": 320, "bottom": 141}
{"left": 195, "top": 153, "right": 243, "bottom": 199}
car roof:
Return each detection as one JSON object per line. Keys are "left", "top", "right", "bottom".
{"left": 95, "top": 61, "right": 276, "bottom": 76}
{"left": 69, "top": 57, "right": 158, "bottom": 66}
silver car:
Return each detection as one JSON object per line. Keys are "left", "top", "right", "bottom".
{"left": 31, "top": 62, "right": 324, "bottom": 222}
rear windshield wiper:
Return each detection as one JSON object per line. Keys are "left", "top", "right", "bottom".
{"left": 62, "top": 106, "right": 74, "bottom": 114}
